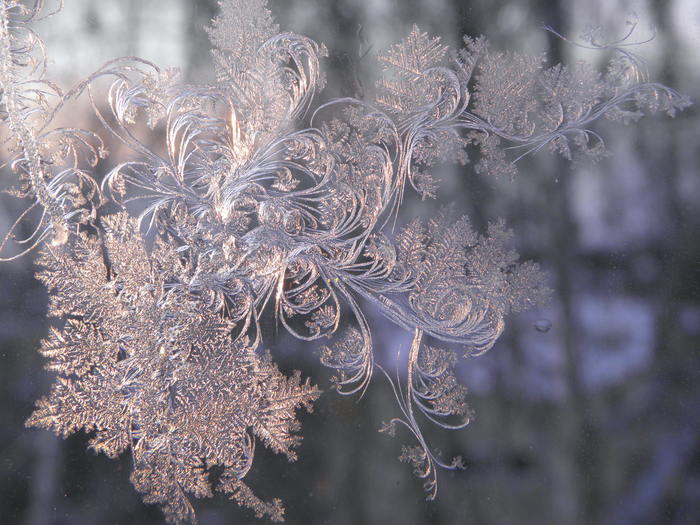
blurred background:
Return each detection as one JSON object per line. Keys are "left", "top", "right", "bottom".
{"left": 1, "top": 0, "right": 699, "bottom": 524}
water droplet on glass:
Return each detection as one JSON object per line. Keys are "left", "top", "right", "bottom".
{"left": 534, "top": 319, "right": 552, "bottom": 333}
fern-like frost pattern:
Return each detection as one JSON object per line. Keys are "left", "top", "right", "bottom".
{"left": 0, "top": 0, "right": 689, "bottom": 522}
{"left": 27, "top": 213, "right": 319, "bottom": 523}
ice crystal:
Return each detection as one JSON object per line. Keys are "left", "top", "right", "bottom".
{"left": 27, "top": 212, "right": 319, "bottom": 523}
{"left": 0, "top": 0, "right": 689, "bottom": 522}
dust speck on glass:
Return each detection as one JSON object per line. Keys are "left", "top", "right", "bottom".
{"left": 0, "top": 0, "right": 689, "bottom": 523}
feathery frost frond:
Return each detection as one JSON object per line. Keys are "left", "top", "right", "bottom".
{"left": 29, "top": 212, "right": 319, "bottom": 523}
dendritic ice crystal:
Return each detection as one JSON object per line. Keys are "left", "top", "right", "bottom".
{"left": 0, "top": 0, "right": 689, "bottom": 522}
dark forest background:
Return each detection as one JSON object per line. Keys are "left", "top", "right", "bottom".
{"left": 1, "top": 0, "right": 699, "bottom": 524}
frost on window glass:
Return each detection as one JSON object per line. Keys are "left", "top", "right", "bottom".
{"left": 0, "top": 0, "right": 689, "bottom": 523}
